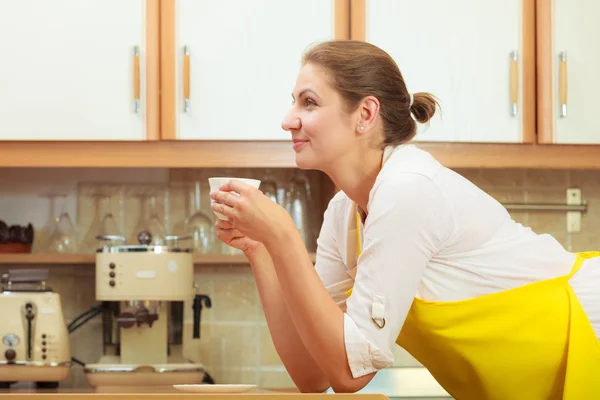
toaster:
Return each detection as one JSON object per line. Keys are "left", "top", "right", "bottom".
{"left": 0, "top": 269, "right": 71, "bottom": 388}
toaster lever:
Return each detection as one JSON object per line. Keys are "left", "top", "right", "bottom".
{"left": 23, "top": 302, "right": 36, "bottom": 361}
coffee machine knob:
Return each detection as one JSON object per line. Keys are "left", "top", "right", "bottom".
{"left": 138, "top": 230, "right": 152, "bottom": 245}
{"left": 4, "top": 349, "right": 16, "bottom": 361}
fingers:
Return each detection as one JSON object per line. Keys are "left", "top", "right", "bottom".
{"left": 210, "top": 190, "right": 238, "bottom": 208}
{"left": 211, "top": 202, "right": 234, "bottom": 221}
{"left": 214, "top": 223, "right": 244, "bottom": 242}
{"left": 215, "top": 219, "right": 235, "bottom": 229}
{"left": 222, "top": 179, "right": 253, "bottom": 196}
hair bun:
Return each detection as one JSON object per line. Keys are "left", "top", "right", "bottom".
{"left": 410, "top": 92, "right": 439, "bottom": 124}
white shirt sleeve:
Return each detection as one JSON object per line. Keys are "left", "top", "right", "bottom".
{"left": 344, "top": 173, "right": 455, "bottom": 378}
{"left": 315, "top": 196, "right": 354, "bottom": 309}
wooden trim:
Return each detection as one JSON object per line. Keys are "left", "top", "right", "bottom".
{"left": 160, "top": 0, "right": 177, "bottom": 140}
{"left": 0, "top": 253, "right": 317, "bottom": 265}
{"left": 415, "top": 142, "right": 600, "bottom": 169}
{"left": 350, "top": 0, "right": 365, "bottom": 41}
{"left": 1, "top": 141, "right": 600, "bottom": 169}
{"left": 0, "top": 393, "right": 385, "bottom": 400}
{"left": 537, "top": 0, "right": 554, "bottom": 143}
{"left": 0, "top": 141, "right": 298, "bottom": 168}
{"left": 145, "top": 0, "right": 160, "bottom": 140}
{"left": 334, "top": 0, "right": 350, "bottom": 40}
{"left": 521, "top": 0, "right": 536, "bottom": 143}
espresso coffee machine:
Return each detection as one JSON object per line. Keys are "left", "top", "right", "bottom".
{"left": 0, "top": 269, "right": 71, "bottom": 388}
{"left": 84, "top": 233, "right": 211, "bottom": 387}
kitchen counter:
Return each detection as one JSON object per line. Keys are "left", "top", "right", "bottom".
{"left": 0, "top": 387, "right": 389, "bottom": 400}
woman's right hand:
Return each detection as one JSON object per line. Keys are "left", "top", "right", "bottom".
{"left": 214, "top": 219, "right": 263, "bottom": 256}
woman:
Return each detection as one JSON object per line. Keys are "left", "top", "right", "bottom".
{"left": 210, "top": 40, "right": 599, "bottom": 399}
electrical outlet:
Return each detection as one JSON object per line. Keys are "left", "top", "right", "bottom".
{"left": 566, "top": 188, "right": 581, "bottom": 233}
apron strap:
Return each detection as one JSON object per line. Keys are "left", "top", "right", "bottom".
{"left": 569, "top": 251, "right": 600, "bottom": 278}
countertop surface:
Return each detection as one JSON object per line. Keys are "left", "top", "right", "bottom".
{"left": 0, "top": 386, "right": 389, "bottom": 400}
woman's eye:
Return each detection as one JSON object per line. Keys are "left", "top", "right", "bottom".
{"left": 305, "top": 98, "right": 316, "bottom": 107}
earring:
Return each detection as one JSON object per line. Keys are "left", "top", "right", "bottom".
{"left": 359, "top": 126, "right": 364, "bottom": 131}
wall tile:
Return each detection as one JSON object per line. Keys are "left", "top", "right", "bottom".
{"left": 213, "top": 268, "right": 258, "bottom": 322}
{"left": 210, "top": 324, "right": 259, "bottom": 368}
{"left": 571, "top": 233, "right": 600, "bottom": 252}
{"left": 569, "top": 170, "right": 600, "bottom": 193}
{"left": 479, "top": 169, "right": 524, "bottom": 188}
{"left": 391, "top": 345, "right": 422, "bottom": 367}
{"left": 211, "top": 368, "right": 257, "bottom": 385}
{"left": 525, "top": 190, "right": 567, "bottom": 235}
{"left": 259, "top": 325, "right": 282, "bottom": 366}
{"left": 581, "top": 195, "right": 600, "bottom": 233}
{"left": 524, "top": 169, "right": 569, "bottom": 188}
{"left": 182, "top": 322, "right": 214, "bottom": 367}
{"left": 258, "top": 369, "right": 295, "bottom": 389}
{"left": 451, "top": 168, "right": 481, "bottom": 185}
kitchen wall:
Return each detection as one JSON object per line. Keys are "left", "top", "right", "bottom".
{"left": 1, "top": 167, "right": 599, "bottom": 388}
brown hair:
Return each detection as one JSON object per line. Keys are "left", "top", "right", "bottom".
{"left": 302, "top": 40, "right": 439, "bottom": 146}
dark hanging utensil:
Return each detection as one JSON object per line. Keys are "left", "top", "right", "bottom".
{"left": 192, "top": 294, "right": 212, "bottom": 339}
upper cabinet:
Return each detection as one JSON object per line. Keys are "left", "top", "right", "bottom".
{"left": 538, "top": 0, "right": 600, "bottom": 144}
{"left": 351, "top": 0, "right": 535, "bottom": 143}
{"left": 0, "top": 0, "right": 159, "bottom": 141}
{"left": 161, "top": 0, "right": 348, "bottom": 141}
{"left": 0, "top": 0, "right": 598, "bottom": 150}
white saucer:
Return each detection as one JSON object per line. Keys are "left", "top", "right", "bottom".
{"left": 173, "top": 384, "right": 257, "bottom": 393}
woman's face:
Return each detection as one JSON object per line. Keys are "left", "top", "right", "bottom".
{"left": 282, "top": 63, "right": 358, "bottom": 171}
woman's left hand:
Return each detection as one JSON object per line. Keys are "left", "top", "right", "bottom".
{"left": 210, "top": 179, "right": 294, "bottom": 247}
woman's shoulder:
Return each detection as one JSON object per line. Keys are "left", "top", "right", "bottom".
{"left": 379, "top": 144, "right": 443, "bottom": 182}
{"left": 325, "top": 190, "right": 354, "bottom": 217}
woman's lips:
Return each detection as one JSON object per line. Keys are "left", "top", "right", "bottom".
{"left": 292, "top": 140, "right": 309, "bottom": 151}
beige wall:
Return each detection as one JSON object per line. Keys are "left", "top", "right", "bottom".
{"left": 1, "top": 168, "right": 599, "bottom": 388}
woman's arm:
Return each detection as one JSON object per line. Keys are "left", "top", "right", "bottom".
{"left": 262, "top": 176, "right": 453, "bottom": 393}
{"left": 246, "top": 244, "right": 331, "bottom": 393}
{"left": 210, "top": 177, "right": 451, "bottom": 393}
{"left": 264, "top": 228, "right": 375, "bottom": 393}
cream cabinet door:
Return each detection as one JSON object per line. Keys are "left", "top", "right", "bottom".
{"left": 551, "top": 0, "right": 600, "bottom": 144}
{"left": 174, "top": 0, "right": 336, "bottom": 141}
{"left": 0, "top": 0, "right": 147, "bottom": 140}
{"left": 363, "top": 0, "right": 529, "bottom": 143}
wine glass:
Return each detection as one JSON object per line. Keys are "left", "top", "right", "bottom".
{"left": 186, "top": 181, "right": 215, "bottom": 254}
{"left": 35, "top": 193, "right": 59, "bottom": 253}
{"left": 146, "top": 193, "right": 167, "bottom": 246}
{"left": 128, "top": 190, "right": 148, "bottom": 245}
{"left": 48, "top": 195, "right": 78, "bottom": 253}
{"left": 261, "top": 169, "right": 279, "bottom": 204}
{"left": 283, "top": 171, "right": 314, "bottom": 251}
{"left": 81, "top": 189, "right": 122, "bottom": 252}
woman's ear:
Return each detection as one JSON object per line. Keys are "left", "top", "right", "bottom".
{"left": 356, "top": 96, "right": 380, "bottom": 135}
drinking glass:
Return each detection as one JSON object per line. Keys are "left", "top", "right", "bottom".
{"left": 48, "top": 195, "right": 78, "bottom": 253}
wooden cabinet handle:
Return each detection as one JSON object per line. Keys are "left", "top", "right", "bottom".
{"left": 133, "top": 46, "right": 140, "bottom": 113}
{"left": 559, "top": 51, "right": 567, "bottom": 118}
{"left": 184, "top": 45, "right": 190, "bottom": 113}
{"left": 510, "top": 50, "right": 518, "bottom": 117}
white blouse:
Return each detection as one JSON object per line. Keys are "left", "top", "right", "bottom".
{"left": 315, "top": 144, "right": 600, "bottom": 378}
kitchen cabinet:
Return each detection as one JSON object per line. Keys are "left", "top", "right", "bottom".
{"left": 537, "top": 0, "right": 600, "bottom": 144}
{"left": 161, "top": 0, "right": 348, "bottom": 141}
{"left": 350, "top": 0, "right": 535, "bottom": 144}
{"left": 0, "top": 0, "right": 159, "bottom": 141}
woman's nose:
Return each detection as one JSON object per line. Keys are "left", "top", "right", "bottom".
{"left": 281, "top": 111, "right": 301, "bottom": 132}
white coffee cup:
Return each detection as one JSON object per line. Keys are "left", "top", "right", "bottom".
{"left": 208, "top": 177, "right": 261, "bottom": 220}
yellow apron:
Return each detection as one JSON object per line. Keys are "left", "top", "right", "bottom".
{"left": 352, "top": 212, "right": 600, "bottom": 399}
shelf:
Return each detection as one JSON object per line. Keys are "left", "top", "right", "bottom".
{"left": 0, "top": 253, "right": 317, "bottom": 265}
{"left": 1, "top": 141, "right": 600, "bottom": 169}
{"left": 418, "top": 142, "right": 600, "bottom": 169}
{"left": 0, "top": 141, "right": 299, "bottom": 168}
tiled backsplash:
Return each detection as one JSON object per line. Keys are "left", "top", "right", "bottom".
{"left": 1, "top": 168, "right": 599, "bottom": 388}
